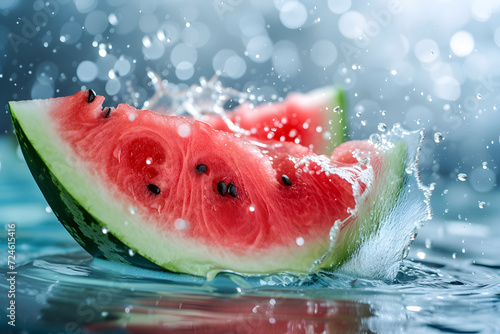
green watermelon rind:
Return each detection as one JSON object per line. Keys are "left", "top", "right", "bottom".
{"left": 327, "top": 87, "right": 348, "bottom": 152}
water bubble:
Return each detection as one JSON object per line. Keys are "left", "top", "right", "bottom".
{"left": 478, "top": 201, "right": 486, "bottom": 209}
{"left": 249, "top": 205, "right": 256, "bottom": 212}
{"left": 327, "top": 0, "right": 351, "bottom": 14}
{"left": 457, "top": 173, "right": 467, "bottom": 181}
{"left": 101, "top": 227, "right": 108, "bottom": 234}
{"left": 84, "top": 10, "right": 109, "bottom": 35}
{"left": 76, "top": 61, "right": 98, "bottom": 84}
{"left": 433, "top": 132, "right": 444, "bottom": 143}
{"left": 279, "top": 1, "right": 308, "bottom": 29}
{"left": 272, "top": 40, "right": 301, "bottom": 77}
{"left": 470, "top": 168, "right": 496, "bottom": 193}
{"left": 377, "top": 123, "right": 387, "bottom": 132}
{"left": 45, "top": 206, "right": 53, "bottom": 213}
{"left": 476, "top": 93, "right": 482, "bottom": 100}
{"left": 175, "top": 61, "right": 194, "bottom": 81}
{"left": 59, "top": 21, "right": 83, "bottom": 45}
{"left": 106, "top": 78, "right": 121, "bottom": 95}
{"left": 310, "top": 40, "right": 337, "bottom": 67}
{"left": 450, "top": 31, "right": 475, "bottom": 57}
{"left": 338, "top": 11, "right": 366, "bottom": 39}
{"left": 224, "top": 55, "right": 247, "bottom": 79}
{"left": 296, "top": 237, "right": 304, "bottom": 246}
{"left": 246, "top": 35, "right": 273, "bottom": 63}
{"left": 128, "top": 249, "right": 135, "bottom": 256}
{"left": 128, "top": 113, "right": 135, "bottom": 121}
{"left": 414, "top": 39, "right": 439, "bottom": 63}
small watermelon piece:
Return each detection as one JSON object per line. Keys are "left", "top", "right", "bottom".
{"left": 9, "top": 90, "right": 427, "bottom": 278}
{"left": 207, "top": 86, "right": 347, "bottom": 155}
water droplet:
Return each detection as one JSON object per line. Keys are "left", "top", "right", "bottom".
{"left": 377, "top": 123, "right": 387, "bottom": 132}
{"left": 146, "top": 158, "right": 152, "bottom": 165}
{"left": 478, "top": 201, "right": 486, "bottom": 209}
{"left": 101, "top": 227, "right": 108, "bottom": 234}
{"left": 452, "top": 252, "right": 457, "bottom": 259}
{"left": 355, "top": 111, "right": 362, "bottom": 117}
{"left": 302, "top": 122, "right": 309, "bottom": 129}
{"left": 334, "top": 106, "right": 340, "bottom": 112}
{"left": 174, "top": 218, "right": 189, "bottom": 230}
{"left": 45, "top": 206, "right": 53, "bottom": 213}
{"left": 129, "top": 205, "right": 138, "bottom": 215}
{"left": 296, "top": 237, "right": 304, "bottom": 246}
{"left": 482, "top": 161, "right": 488, "bottom": 169}
{"left": 477, "top": 93, "right": 482, "bottom": 100}
{"left": 128, "top": 249, "right": 135, "bottom": 256}
{"left": 369, "top": 133, "right": 381, "bottom": 145}
{"left": 434, "top": 132, "right": 444, "bottom": 143}
{"left": 177, "top": 124, "right": 191, "bottom": 138}
{"left": 457, "top": 173, "right": 467, "bottom": 181}
{"left": 249, "top": 205, "right": 255, "bottom": 212}
{"left": 360, "top": 120, "right": 367, "bottom": 126}
{"left": 128, "top": 113, "right": 136, "bottom": 121}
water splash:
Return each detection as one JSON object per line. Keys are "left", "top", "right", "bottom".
{"left": 331, "top": 125, "right": 432, "bottom": 280}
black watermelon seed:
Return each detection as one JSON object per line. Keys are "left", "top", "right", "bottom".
{"left": 217, "top": 181, "right": 227, "bottom": 196}
{"left": 282, "top": 174, "right": 292, "bottom": 186}
{"left": 196, "top": 164, "right": 207, "bottom": 173}
{"left": 87, "top": 89, "right": 96, "bottom": 103}
{"left": 104, "top": 107, "right": 111, "bottom": 118}
{"left": 227, "top": 183, "right": 237, "bottom": 197}
{"left": 147, "top": 184, "right": 161, "bottom": 195}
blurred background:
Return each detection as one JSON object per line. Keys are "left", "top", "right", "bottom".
{"left": 1, "top": 2, "right": 500, "bottom": 332}
{"left": 1, "top": 0, "right": 499, "bottom": 223}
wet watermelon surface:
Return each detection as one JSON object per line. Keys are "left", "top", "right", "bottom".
{"left": 1, "top": 137, "right": 500, "bottom": 334}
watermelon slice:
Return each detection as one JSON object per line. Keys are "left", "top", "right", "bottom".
{"left": 206, "top": 87, "right": 347, "bottom": 155}
{"left": 9, "top": 90, "right": 430, "bottom": 278}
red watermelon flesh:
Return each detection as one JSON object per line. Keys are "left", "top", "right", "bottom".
{"left": 9, "top": 89, "right": 426, "bottom": 278}
{"left": 54, "top": 92, "right": 360, "bottom": 251}
{"left": 206, "top": 87, "right": 346, "bottom": 155}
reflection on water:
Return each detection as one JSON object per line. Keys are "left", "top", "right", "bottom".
{"left": 1, "top": 132, "right": 500, "bottom": 334}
